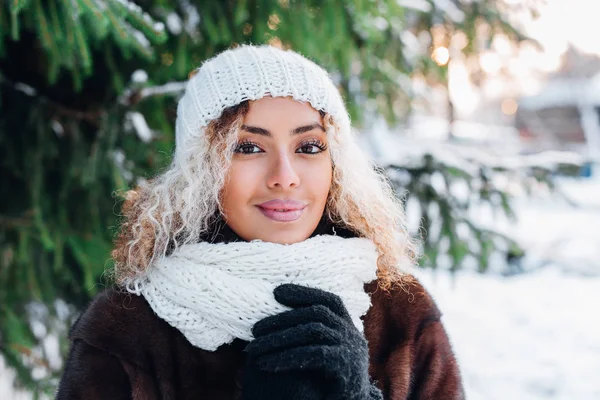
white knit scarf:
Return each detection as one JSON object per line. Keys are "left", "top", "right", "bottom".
{"left": 127, "top": 235, "right": 379, "bottom": 351}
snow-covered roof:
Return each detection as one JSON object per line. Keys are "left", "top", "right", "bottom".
{"left": 519, "top": 73, "right": 600, "bottom": 110}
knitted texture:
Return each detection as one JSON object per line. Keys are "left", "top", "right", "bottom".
{"left": 175, "top": 45, "right": 351, "bottom": 157}
{"left": 128, "top": 235, "right": 378, "bottom": 351}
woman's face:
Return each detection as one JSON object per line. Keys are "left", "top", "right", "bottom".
{"left": 221, "top": 96, "right": 332, "bottom": 244}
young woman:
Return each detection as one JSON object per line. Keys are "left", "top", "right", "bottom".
{"left": 56, "top": 45, "right": 464, "bottom": 400}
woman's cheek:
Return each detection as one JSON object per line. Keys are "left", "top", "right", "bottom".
{"left": 299, "top": 157, "right": 332, "bottom": 199}
{"left": 229, "top": 158, "right": 265, "bottom": 194}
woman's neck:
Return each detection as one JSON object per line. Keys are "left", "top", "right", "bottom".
{"left": 199, "top": 214, "right": 357, "bottom": 245}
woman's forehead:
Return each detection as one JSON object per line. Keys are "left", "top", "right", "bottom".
{"left": 248, "top": 96, "right": 318, "bottom": 111}
{"left": 244, "top": 97, "right": 323, "bottom": 126}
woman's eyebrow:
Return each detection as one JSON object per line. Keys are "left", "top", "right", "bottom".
{"left": 241, "top": 125, "right": 270, "bottom": 136}
{"left": 292, "top": 123, "right": 325, "bottom": 135}
{"left": 241, "top": 123, "right": 325, "bottom": 136}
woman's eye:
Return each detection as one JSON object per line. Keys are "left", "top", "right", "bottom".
{"left": 235, "top": 143, "right": 262, "bottom": 154}
{"left": 297, "top": 142, "right": 327, "bottom": 154}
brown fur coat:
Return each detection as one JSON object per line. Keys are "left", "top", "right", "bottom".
{"left": 56, "top": 278, "right": 464, "bottom": 399}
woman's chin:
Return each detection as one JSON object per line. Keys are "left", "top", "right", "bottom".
{"left": 241, "top": 227, "right": 313, "bottom": 245}
{"left": 258, "top": 233, "right": 309, "bottom": 245}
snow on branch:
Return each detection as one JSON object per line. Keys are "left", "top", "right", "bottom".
{"left": 139, "top": 82, "right": 187, "bottom": 98}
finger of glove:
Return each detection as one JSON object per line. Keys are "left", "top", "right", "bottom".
{"left": 252, "top": 305, "right": 345, "bottom": 337}
{"left": 246, "top": 322, "right": 342, "bottom": 357}
{"left": 273, "top": 284, "right": 351, "bottom": 320}
{"left": 256, "top": 345, "right": 341, "bottom": 374}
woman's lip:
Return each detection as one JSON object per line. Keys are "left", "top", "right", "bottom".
{"left": 257, "top": 199, "right": 307, "bottom": 210}
{"left": 256, "top": 205, "right": 306, "bottom": 222}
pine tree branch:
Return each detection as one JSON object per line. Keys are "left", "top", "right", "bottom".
{"left": 0, "top": 75, "right": 104, "bottom": 123}
{"left": 119, "top": 81, "right": 187, "bottom": 106}
{"left": 0, "top": 215, "right": 33, "bottom": 228}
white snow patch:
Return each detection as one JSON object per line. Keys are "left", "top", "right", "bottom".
{"left": 139, "top": 81, "right": 187, "bottom": 98}
{"left": 127, "top": 111, "right": 153, "bottom": 143}
{"left": 51, "top": 120, "right": 64, "bottom": 137}
{"left": 0, "top": 358, "right": 32, "bottom": 400}
{"left": 131, "top": 69, "right": 148, "bottom": 84}
{"left": 180, "top": 0, "right": 201, "bottom": 39}
{"left": 130, "top": 26, "right": 151, "bottom": 50}
{"left": 14, "top": 82, "right": 37, "bottom": 96}
{"left": 166, "top": 12, "right": 183, "bottom": 35}
{"left": 373, "top": 16, "right": 389, "bottom": 31}
{"left": 397, "top": 0, "right": 432, "bottom": 13}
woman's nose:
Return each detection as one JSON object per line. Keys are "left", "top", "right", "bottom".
{"left": 266, "top": 152, "right": 300, "bottom": 189}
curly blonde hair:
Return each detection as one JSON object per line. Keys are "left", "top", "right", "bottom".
{"left": 111, "top": 100, "right": 417, "bottom": 291}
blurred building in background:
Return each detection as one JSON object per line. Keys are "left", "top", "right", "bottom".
{"left": 516, "top": 46, "right": 600, "bottom": 163}
{"left": 402, "top": 9, "right": 600, "bottom": 178}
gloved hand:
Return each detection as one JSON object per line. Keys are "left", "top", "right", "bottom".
{"left": 244, "top": 284, "right": 383, "bottom": 400}
{"left": 241, "top": 359, "right": 327, "bottom": 400}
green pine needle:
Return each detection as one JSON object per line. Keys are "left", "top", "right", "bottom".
{"left": 33, "top": 0, "right": 60, "bottom": 60}
{"left": 74, "top": 22, "right": 92, "bottom": 73}
{"left": 11, "top": 0, "right": 31, "bottom": 15}
{"left": 10, "top": 9, "right": 20, "bottom": 40}
{"left": 76, "top": 0, "right": 103, "bottom": 20}
{"left": 110, "top": 0, "right": 167, "bottom": 45}
{"left": 104, "top": 1, "right": 131, "bottom": 47}
{"left": 47, "top": 0, "right": 64, "bottom": 44}
{"left": 76, "top": 0, "right": 110, "bottom": 39}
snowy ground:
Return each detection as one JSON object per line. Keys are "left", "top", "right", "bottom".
{"left": 1, "top": 177, "right": 598, "bottom": 399}
{"left": 417, "top": 267, "right": 600, "bottom": 400}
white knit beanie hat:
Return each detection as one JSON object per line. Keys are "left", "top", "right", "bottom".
{"left": 174, "top": 45, "right": 352, "bottom": 159}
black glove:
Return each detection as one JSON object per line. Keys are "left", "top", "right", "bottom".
{"left": 242, "top": 359, "right": 327, "bottom": 400}
{"left": 244, "top": 284, "right": 383, "bottom": 400}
